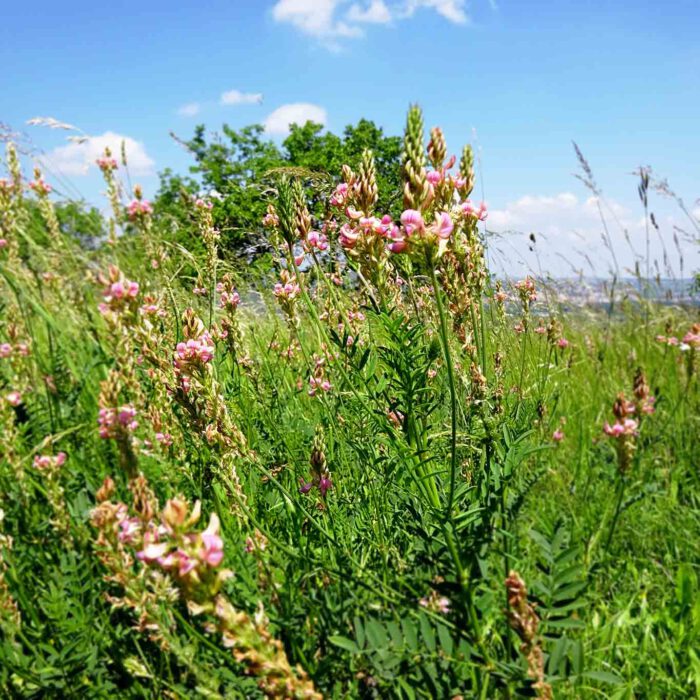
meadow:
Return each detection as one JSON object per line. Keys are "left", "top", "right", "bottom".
{"left": 0, "top": 106, "right": 699, "bottom": 699}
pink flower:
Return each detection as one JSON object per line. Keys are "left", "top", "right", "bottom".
{"left": 0, "top": 239, "right": 7, "bottom": 249}
{"left": 137, "top": 541, "right": 169, "bottom": 562}
{"left": 400, "top": 209, "right": 424, "bottom": 236}
{"left": 683, "top": 331, "right": 700, "bottom": 348}
{"left": 387, "top": 224, "right": 407, "bottom": 253}
{"left": 552, "top": 429, "right": 564, "bottom": 443}
{"left": 319, "top": 476, "right": 332, "bottom": 497}
{"left": 339, "top": 223, "right": 359, "bottom": 249}
{"left": 432, "top": 212, "right": 453, "bottom": 239}
{"left": 96, "top": 156, "right": 118, "bottom": 172}
{"left": 307, "top": 230, "right": 329, "bottom": 251}
{"left": 426, "top": 170, "right": 442, "bottom": 185}
{"left": 199, "top": 514, "right": 224, "bottom": 567}
{"left": 174, "top": 333, "right": 215, "bottom": 370}
{"left": 0, "top": 343, "right": 12, "bottom": 358}
{"left": 127, "top": 199, "right": 153, "bottom": 221}
{"left": 155, "top": 432, "right": 173, "bottom": 446}
{"left": 558, "top": 338, "right": 570, "bottom": 349}
{"left": 603, "top": 418, "right": 638, "bottom": 438}
{"left": 34, "top": 452, "right": 65, "bottom": 470}
{"left": 118, "top": 517, "right": 141, "bottom": 544}
{"left": 5, "top": 391, "right": 21, "bottom": 406}
{"left": 534, "top": 326, "right": 546, "bottom": 335}
{"left": 330, "top": 183, "right": 349, "bottom": 207}
{"left": 461, "top": 200, "right": 488, "bottom": 221}
{"left": 29, "top": 179, "right": 52, "bottom": 196}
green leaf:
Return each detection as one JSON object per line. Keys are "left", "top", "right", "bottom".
{"left": 329, "top": 636, "right": 360, "bottom": 653}
{"left": 584, "top": 670, "right": 624, "bottom": 685}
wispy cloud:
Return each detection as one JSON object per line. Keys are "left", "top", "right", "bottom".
{"left": 220, "top": 89, "right": 264, "bottom": 106}
{"left": 400, "top": 0, "right": 468, "bottom": 24}
{"left": 346, "top": 0, "right": 392, "bottom": 24}
{"left": 487, "top": 191, "right": 697, "bottom": 277}
{"left": 41, "top": 132, "right": 155, "bottom": 177}
{"left": 263, "top": 103, "right": 327, "bottom": 136}
{"left": 177, "top": 102, "right": 201, "bottom": 117}
{"left": 271, "top": 0, "right": 470, "bottom": 49}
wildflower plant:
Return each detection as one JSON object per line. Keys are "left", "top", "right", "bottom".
{"left": 0, "top": 106, "right": 697, "bottom": 699}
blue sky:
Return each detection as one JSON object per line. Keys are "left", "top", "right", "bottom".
{"left": 1, "top": 0, "right": 699, "bottom": 275}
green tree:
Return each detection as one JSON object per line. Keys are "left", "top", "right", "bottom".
{"left": 155, "top": 118, "right": 402, "bottom": 257}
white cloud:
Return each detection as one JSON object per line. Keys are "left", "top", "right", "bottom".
{"left": 347, "top": 0, "right": 392, "bottom": 23}
{"left": 271, "top": 0, "right": 468, "bottom": 48}
{"left": 177, "top": 102, "right": 201, "bottom": 117}
{"left": 271, "top": 0, "right": 362, "bottom": 48}
{"left": 263, "top": 103, "right": 327, "bottom": 136}
{"left": 401, "top": 0, "right": 469, "bottom": 24}
{"left": 220, "top": 89, "right": 264, "bottom": 106}
{"left": 41, "top": 132, "right": 155, "bottom": 177}
{"left": 486, "top": 191, "right": 699, "bottom": 277}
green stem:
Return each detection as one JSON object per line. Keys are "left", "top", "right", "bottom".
{"left": 430, "top": 266, "right": 458, "bottom": 518}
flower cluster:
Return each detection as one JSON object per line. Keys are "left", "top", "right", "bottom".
{"left": 216, "top": 280, "right": 241, "bottom": 311}
{"left": 387, "top": 209, "right": 453, "bottom": 256}
{"left": 601, "top": 385, "right": 654, "bottom": 475}
{"left": 419, "top": 589, "right": 450, "bottom": 615}
{"left": 96, "top": 156, "right": 118, "bottom": 173}
{"left": 174, "top": 332, "right": 215, "bottom": 372}
{"left": 514, "top": 277, "right": 537, "bottom": 304}
{"left": 0, "top": 341, "right": 30, "bottom": 359}
{"left": 33, "top": 451, "right": 67, "bottom": 471}
{"left": 98, "top": 405, "right": 138, "bottom": 439}
{"left": 460, "top": 200, "right": 488, "bottom": 221}
{"left": 28, "top": 177, "right": 52, "bottom": 196}
{"left": 97, "top": 266, "right": 140, "bottom": 317}
{"left": 299, "top": 430, "right": 332, "bottom": 499}
{"left": 308, "top": 354, "right": 332, "bottom": 397}
{"left": 135, "top": 499, "right": 224, "bottom": 579}
{"left": 127, "top": 198, "right": 153, "bottom": 221}
{"left": 91, "top": 476, "right": 320, "bottom": 697}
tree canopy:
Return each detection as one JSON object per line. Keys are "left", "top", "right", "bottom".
{"left": 155, "top": 118, "right": 402, "bottom": 254}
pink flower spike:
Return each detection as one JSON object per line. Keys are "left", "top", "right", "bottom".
{"left": 552, "top": 430, "right": 564, "bottom": 443}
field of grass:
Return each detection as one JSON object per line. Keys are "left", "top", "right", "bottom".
{"left": 1, "top": 109, "right": 699, "bottom": 699}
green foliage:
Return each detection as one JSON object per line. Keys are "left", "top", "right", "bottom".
{"left": 157, "top": 118, "right": 402, "bottom": 255}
